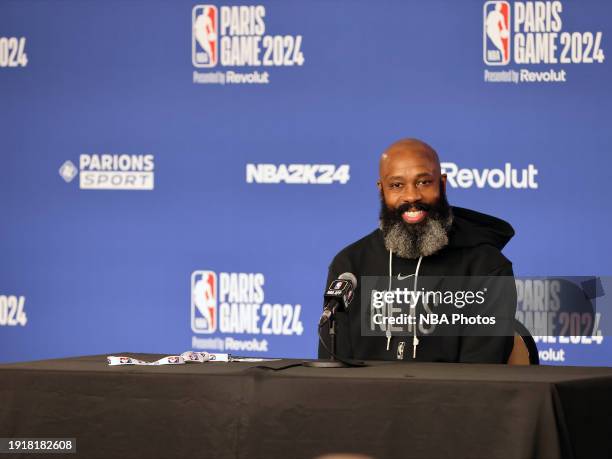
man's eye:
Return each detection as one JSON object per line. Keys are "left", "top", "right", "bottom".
{"left": 390, "top": 183, "right": 403, "bottom": 189}
{"left": 417, "top": 180, "right": 432, "bottom": 186}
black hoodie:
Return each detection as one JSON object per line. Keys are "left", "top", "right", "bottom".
{"left": 318, "top": 207, "right": 517, "bottom": 363}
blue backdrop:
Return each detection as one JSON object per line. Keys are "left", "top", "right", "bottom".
{"left": 1, "top": 0, "right": 611, "bottom": 366}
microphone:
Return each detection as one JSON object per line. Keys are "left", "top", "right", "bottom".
{"left": 319, "top": 272, "right": 358, "bottom": 326}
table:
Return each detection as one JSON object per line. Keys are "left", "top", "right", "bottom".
{"left": 1, "top": 354, "right": 611, "bottom": 459}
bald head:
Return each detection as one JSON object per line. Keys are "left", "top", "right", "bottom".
{"left": 377, "top": 138, "right": 447, "bottom": 221}
{"left": 377, "top": 138, "right": 452, "bottom": 258}
{"left": 379, "top": 138, "right": 441, "bottom": 178}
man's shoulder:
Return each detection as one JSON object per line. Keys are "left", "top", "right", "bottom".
{"left": 329, "top": 229, "right": 386, "bottom": 272}
{"left": 455, "top": 243, "right": 513, "bottom": 275}
{"left": 333, "top": 228, "right": 382, "bottom": 257}
{"left": 448, "top": 206, "right": 514, "bottom": 274}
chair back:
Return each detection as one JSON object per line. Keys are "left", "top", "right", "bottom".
{"left": 508, "top": 320, "right": 540, "bottom": 365}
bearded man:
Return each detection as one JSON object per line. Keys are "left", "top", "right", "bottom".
{"left": 318, "top": 138, "right": 517, "bottom": 363}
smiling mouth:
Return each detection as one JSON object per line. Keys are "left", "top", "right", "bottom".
{"left": 402, "top": 210, "right": 427, "bottom": 224}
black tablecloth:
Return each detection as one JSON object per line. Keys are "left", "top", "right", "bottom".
{"left": 1, "top": 354, "right": 611, "bottom": 459}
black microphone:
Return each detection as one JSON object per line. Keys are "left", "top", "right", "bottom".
{"left": 319, "top": 272, "right": 358, "bottom": 326}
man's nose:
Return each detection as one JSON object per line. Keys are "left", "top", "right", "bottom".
{"left": 400, "top": 184, "right": 422, "bottom": 204}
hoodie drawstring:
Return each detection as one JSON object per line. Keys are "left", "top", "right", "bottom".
{"left": 386, "top": 250, "right": 393, "bottom": 350}
{"left": 386, "top": 251, "right": 423, "bottom": 359}
{"left": 412, "top": 256, "right": 423, "bottom": 358}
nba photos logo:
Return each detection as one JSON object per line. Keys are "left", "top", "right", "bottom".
{"left": 483, "top": 1, "right": 510, "bottom": 65}
{"left": 192, "top": 5, "right": 218, "bottom": 67}
{"left": 191, "top": 271, "right": 217, "bottom": 333}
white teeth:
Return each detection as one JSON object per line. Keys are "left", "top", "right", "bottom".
{"left": 406, "top": 211, "right": 423, "bottom": 217}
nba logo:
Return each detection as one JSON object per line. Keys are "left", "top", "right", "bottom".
{"left": 192, "top": 5, "right": 218, "bottom": 67}
{"left": 191, "top": 270, "right": 218, "bottom": 333}
{"left": 483, "top": 1, "right": 510, "bottom": 65}
{"left": 334, "top": 281, "right": 343, "bottom": 290}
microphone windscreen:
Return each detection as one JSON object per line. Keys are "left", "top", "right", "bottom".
{"left": 338, "top": 272, "right": 358, "bottom": 289}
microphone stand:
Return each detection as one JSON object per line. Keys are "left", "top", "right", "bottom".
{"left": 252, "top": 312, "right": 366, "bottom": 371}
{"left": 303, "top": 316, "right": 348, "bottom": 368}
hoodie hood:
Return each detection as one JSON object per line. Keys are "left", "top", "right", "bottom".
{"left": 448, "top": 206, "right": 514, "bottom": 250}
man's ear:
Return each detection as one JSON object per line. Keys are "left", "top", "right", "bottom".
{"left": 440, "top": 174, "right": 447, "bottom": 193}
{"left": 376, "top": 180, "right": 382, "bottom": 192}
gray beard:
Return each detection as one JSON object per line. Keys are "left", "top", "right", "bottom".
{"left": 380, "top": 213, "right": 453, "bottom": 259}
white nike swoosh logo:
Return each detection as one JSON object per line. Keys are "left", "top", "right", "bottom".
{"left": 397, "top": 273, "right": 414, "bottom": 280}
